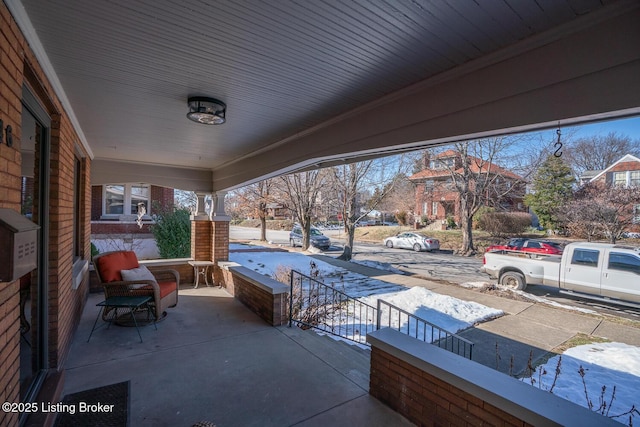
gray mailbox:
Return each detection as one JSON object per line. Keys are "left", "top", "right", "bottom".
{"left": 0, "top": 208, "right": 39, "bottom": 282}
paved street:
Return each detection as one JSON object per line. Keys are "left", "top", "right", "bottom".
{"left": 230, "top": 226, "right": 485, "bottom": 284}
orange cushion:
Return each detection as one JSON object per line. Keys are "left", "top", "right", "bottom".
{"left": 140, "top": 281, "right": 176, "bottom": 298}
{"left": 96, "top": 251, "right": 140, "bottom": 282}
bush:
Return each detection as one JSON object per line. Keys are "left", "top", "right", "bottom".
{"left": 90, "top": 242, "right": 100, "bottom": 259}
{"left": 446, "top": 216, "right": 457, "bottom": 229}
{"left": 473, "top": 206, "right": 495, "bottom": 230}
{"left": 395, "top": 211, "right": 408, "bottom": 226}
{"left": 477, "top": 212, "right": 532, "bottom": 237}
{"left": 151, "top": 205, "right": 191, "bottom": 258}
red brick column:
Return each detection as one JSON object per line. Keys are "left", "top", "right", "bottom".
{"left": 191, "top": 219, "right": 212, "bottom": 261}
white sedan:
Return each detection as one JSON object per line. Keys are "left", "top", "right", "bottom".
{"left": 383, "top": 232, "right": 440, "bottom": 252}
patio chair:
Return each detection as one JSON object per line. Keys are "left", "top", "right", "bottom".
{"left": 93, "top": 250, "right": 179, "bottom": 321}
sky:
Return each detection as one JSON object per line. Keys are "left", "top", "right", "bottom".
{"left": 229, "top": 243, "right": 639, "bottom": 425}
{"left": 572, "top": 116, "right": 640, "bottom": 141}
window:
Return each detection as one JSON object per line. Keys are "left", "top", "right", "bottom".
{"left": 430, "top": 158, "right": 454, "bottom": 169}
{"left": 630, "top": 171, "right": 640, "bottom": 187}
{"left": 634, "top": 204, "right": 640, "bottom": 224}
{"left": 571, "top": 249, "right": 600, "bottom": 267}
{"left": 608, "top": 252, "right": 640, "bottom": 274}
{"left": 130, "top": 185, "right": 149, "bottom": 215}
{"left": 103, "top": 184, "right": 150, "bottom": 217}
{"left": 613, "top": 171, "right": 627, "bottom": 187}
{"left": 432, "top": 202, "right": 438, "bottom": 216}
{"left": 424, "top": 180, "right": 434, "bottom": 191}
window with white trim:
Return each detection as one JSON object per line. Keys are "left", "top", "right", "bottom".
{"left": 103, "top": 184, "right": 150, "bottom": 217}
{"left": 630, "top": 171, "right": 640, "bottom": 187}
{"left": 613, "top": 171, "right": 626, "bottom": 187}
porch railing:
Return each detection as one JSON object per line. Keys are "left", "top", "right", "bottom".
{"left": 376, "top": 299, "right": 474, "bottom": 360}
{"left": 288, "top": 269, "right": 473, "bottom": 359}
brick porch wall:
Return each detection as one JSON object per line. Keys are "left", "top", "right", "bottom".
{"left": 219, "top": 263, "right": 288, "bottom": 326}
{"left": 367, "top": 329, "right": 617, "bottom": 427}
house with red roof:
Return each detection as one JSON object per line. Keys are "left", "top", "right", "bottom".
{"left": 408, "top": 150, "right": 526, "bottom": 226}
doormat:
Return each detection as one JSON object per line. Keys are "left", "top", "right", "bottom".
{"left": 54, "top": 381, "right": 129, "bottom": 427}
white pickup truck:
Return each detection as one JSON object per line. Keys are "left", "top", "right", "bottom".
{"left": 481, "top": 242, "right": 640, "bottom": 307}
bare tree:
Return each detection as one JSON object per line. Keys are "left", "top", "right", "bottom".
{"left": 281, "top": 170, "right": 327, "bottom": 250}
{"left": 432, "top": 137, "right": 526, "bottom": 255}
{"left": 561, "top": 182, "right": 640, "bottom": 243}
{"left": 377, "top": 174, "right": 415, "bottom": 218}
{"left": 564, "top": 132, "right": 640, "bottom": 176}
{"left": 330, "top": 156, "right": 409, "bottom": 261}
{"left": 234, "top": 179, "right": 275, "bottom": 241}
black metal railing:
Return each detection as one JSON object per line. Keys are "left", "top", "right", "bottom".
{"left": 376, "top": 299, "right": 474, "bottom": 359}
{"left": 288, "top": 269, "right": 474, "bottom": 359}
{"left": 289, "top": 270, "right": 377, "bottom": 345}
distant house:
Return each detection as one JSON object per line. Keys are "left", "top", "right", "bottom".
{"left": 408, "top": 150, "right": 526, "bottom": 224}
{"left": 265, "top": 202, "right": 289, "bottom": 220}
{"left": 584, "top": 154, "right": 640, "bottom": 187}
{"left": 583, "top": 154, "right": 640, "bottom": 229}
{"left": 90, "top": 183, "right": 174, "bottom": 258}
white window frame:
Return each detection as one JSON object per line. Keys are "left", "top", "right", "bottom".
{"left": 432, "top": 201, "right": 438, "bottom": 216}
{"left": 630, "top": 171, "right": 640, "bottom": 187}
{"left": 613, "top": 171, "right": 627, "bottom": 187}
{"left": 102, "top": 183, "right": 151, "bottom": 219}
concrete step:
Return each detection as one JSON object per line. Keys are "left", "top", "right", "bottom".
{"left": 278, "top": 325, "right": 371, "bottom": 390}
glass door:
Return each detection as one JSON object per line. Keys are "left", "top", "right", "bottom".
{"left": 19, "top": 89, "right": 50, "bottom": 409}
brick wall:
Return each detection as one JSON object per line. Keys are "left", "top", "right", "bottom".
{"left": 91, "top": 185, "right": 102, "bottom": 220}
{"left": 150, "top": 185, "right": 173, "bottom": 211}
{"left": 191, "top": 219, "right": 212, "bottom": 261}
{"left": 1, "top": 4, "right": 30, "bottom": 425}
{"left": 1, "top": 3, "right": 91, "bottom": 424}
{"left": 212, "top": 220, "right": 229, "bottom": 262}
{"left": 367, "top": 329, "right": 614, "bottom": 427}
{"left": 370, "top": 347, "right": 533, "bottom": 427}
{"left": 91, "top": 222, "right": 153, "bottom": 234}
{"left": 220, "top": 265, "right": 288, "bottom": 326}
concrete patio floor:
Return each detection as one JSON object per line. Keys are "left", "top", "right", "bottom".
{"left": 63, "top": 285, "right": 413, "bottom": 427}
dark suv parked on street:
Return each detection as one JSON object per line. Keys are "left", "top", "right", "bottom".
{"left": 289, "top": 225, "right": 331, "bottom": 251}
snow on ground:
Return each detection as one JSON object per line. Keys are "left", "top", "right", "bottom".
{"left": 230, "top": 250, "right": 407, "bottom": 297}
{"left": 229, "top": 245, "right": 639, "bottom": 424}
{"left": 229, "top": 249, "right": 501, "bottom": 340}
{"left": 524, "top": 342, "right": 640, "bottom": 424}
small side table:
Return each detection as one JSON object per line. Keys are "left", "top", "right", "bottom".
{"left": 189, "top": 260, "right": 215, "bottom": 289}
{"left": 88, "top": 295, "right": 156, "bottom": 343}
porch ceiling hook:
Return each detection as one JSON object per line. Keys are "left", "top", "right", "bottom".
{"left": 554, "top": 125, "right": 563, "bottom": 158}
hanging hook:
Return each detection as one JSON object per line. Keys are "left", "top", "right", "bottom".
{"left": 553, "top": 127, "right": 563, "bottom": 158}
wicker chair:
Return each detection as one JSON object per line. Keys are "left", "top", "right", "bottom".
{"left": 93, "top": 250, "right": 179, "bottom": 320}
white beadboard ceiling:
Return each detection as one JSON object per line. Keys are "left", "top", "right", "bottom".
{"left": 12, "top": 0, "right": 640, "bottom": 190}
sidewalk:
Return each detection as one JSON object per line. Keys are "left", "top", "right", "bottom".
{"left": 311, "top": 254, "right": 640, "bottom": 375}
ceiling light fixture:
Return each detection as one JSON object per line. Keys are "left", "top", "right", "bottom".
{"left": 187, "top": 96, "right": 226, "bottom": 125}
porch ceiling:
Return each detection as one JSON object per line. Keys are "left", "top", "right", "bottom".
{"left": 9, "top": 0, "right": 640, "bottom": 192}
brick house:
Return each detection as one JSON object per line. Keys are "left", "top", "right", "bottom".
{"left": 408, "top": 150, "right": 526, "bottom": 225}
{"left": 586, "top": 154, "right": 640, "bottom": 187}
{"left": 584, "top": 154, "right": 640, "bottom": 230}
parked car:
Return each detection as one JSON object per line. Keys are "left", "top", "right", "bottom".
{"left": 383, "top": 232, "right": 440, "bottom": 252}
{"left": 481, "top": 242, "right": 640, "bottom": 307}
{"left": 289, "top": 225, "right": 331, "bottom": 250}
{"left": 486, "top": 238, "right": 564, "bottom": 255}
